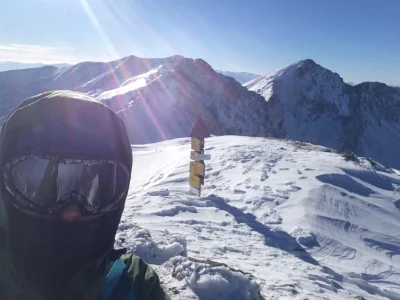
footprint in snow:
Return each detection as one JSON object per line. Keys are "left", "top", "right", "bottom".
{"left": 147, "top": 189, "right": 170, "bottom": 196}
{"left": 261, "top": 209, "right": 282, "bottom": 225}
{"left": 234, "top": 189, "right": 246, "bottom": 194}
{"left": 284, "top": 181, "right": 296, "bottom": 185}
{"left": 224, "top": 164, "right": 236, "bottom": 170}
{"left": 263, "top": 186, "right": 272, "bottom": 192}
{"left": 290, "top": 185, "right": 302, "bottom": 191}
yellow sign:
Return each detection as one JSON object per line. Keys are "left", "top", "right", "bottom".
{"left": 190, "top": 161, "right": 205, "bottom": 176}
{"left": 189, "top": 174, "right": 201, "bottom": 189}
{"left": 191, "top": 138, "right": 204, "bottom": 152}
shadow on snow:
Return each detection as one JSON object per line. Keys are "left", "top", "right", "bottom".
{"left": 205, "top": 194, "right": 319, "bottom": 266}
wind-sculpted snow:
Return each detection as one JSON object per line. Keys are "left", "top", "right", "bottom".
{"left": 316, "top": 174, "right": 375, "bottom": 196}
{"left": 118, "top": 136, "right": 400, "bottom": 299}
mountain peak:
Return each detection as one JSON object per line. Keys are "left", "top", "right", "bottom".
{"left": 265, "top": 58, "right": 323, "bottom": 80}
{"left": 297, "top": 58, "right": 317, "bottom": 67}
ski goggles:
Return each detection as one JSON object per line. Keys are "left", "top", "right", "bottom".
{"left": 3, "top": 156, "right": 130, "bottom": 215}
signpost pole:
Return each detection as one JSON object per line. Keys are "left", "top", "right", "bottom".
{"left": 189, "top": 116, "right": 211, "bottom": 196}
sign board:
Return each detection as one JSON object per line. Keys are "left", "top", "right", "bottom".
{"left": 190, "top": 161, "right": 205, "bottom": 176}
{"left": 189, "top": 174, "right": 201, "bottom": 189}
{"left": 191, "top": 138, "right": 204, "bottom": 152}
{"left": 193, "top": 154, "right": 211, "bottom": 161}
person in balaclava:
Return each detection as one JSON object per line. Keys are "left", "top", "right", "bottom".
{"left": 0, "top": 91, "right": 171, "bottom": 300}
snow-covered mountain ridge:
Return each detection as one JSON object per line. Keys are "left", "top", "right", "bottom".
{"left": 0, "top": 56, "right": 399, "bottom": 168}
{"left": 0, "top": 61, "right": 69, "bottom": 72}
{"left": 120, "top": 135, "right": 400, "bottom": 299}
{"left": 246, "top": 59, "right": 400, "bottom": 169}
{"left": 0, "top": 55, "right": 269, "bottom": 145}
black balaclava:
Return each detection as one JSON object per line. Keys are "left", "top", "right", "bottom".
{"left": 0, "top": 91, "right": 132, "bottom": 299}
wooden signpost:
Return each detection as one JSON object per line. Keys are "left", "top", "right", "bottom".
{"left": 190, "top": 161, "right": 205, "bottom": 176}
{"left": 191, "top": 138, "right": 203, "bottom": 152}
{"left": 189, "top": 116, "right": 211, "bottom": 196}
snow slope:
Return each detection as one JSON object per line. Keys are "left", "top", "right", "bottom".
{"left": 0, "top": 55, "right": 185, "bottom": 116}
{"left": 246, "top": 59, "right": 400, "bottom": 169}
{"left": 111, "top": 59, "right": 269, "bottom": 144}
{"left": 117, "top": 135, "right": 400, "bottom": 300}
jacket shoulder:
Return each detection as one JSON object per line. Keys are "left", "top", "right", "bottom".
{"left": 120, "top": 254, "right": 171, "bottom": 300}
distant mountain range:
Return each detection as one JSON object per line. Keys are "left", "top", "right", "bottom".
{"left": 0, "top": 61, "right": 69, "bottom": 72}
{"left": 0, "top": 55, "right": 399, "bottom": 168}
{"left": 215, "top": 70, "right": 260, "bottom": 84}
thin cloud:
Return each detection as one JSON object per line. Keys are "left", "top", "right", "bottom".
{"left": 0, "top": 43, "right": 99, "bottom": 64}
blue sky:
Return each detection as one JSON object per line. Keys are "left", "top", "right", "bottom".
{"left": 0, "top": 0, "right": 399, "bottom": 84}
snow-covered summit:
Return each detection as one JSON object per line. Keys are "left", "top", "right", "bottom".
{"left": 120, "top": 135, "right": 400, "bottom": 299}
{"left": 111, "top": 58, "right": 269, "bottom": 143}
{"left": 246, "top": 59, "right": 347, "bottom": 111}
{"left": 246, "top": 59, "right": 400, "bottom": 169}
{"left": 51, "top": 54, "right": 185, "bottom": 93}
